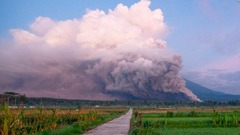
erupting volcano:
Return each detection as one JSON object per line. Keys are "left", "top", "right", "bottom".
{"left": 0, "top": 0, "right": 201, "bottom": 102}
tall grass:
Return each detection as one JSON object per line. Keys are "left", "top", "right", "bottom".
{"left": 0, "top": 103, "right": 126, "bottom": 135}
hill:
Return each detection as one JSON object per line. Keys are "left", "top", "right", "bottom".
{"left": 1, "top": 79, "right": 240, "bottom": 104}
{"left": 185, "top": 79, "right": 240, "bottom": 101}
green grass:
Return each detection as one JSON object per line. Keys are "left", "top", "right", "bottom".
{"left": 143, "top": 117, "right": 211, "bottom": 122}
{"left": 141, "top": 117, "right": 212, "bottom": 128}
{"left": 130, "top": 127, "right": 240, "bottom": 135}
{"left": 34, "top": 126, "right": 82, "bottom": 135}
{"left": 130, "top": 110, "right": 240, "bottom": 135}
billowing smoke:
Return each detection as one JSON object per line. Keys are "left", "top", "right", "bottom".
{"left": 0, "top": 0, "right": 201, "bottom": 101}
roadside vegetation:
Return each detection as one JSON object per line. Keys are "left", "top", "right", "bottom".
{"left": 0, "top": 103, "right": 127, "bottom": 135}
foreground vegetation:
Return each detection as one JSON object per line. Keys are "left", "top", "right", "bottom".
{"left": 0, "top": 103, "right": 127, "bottom": 135}
{"left": 129, "top": 107, "right": 240, "bottom": 135}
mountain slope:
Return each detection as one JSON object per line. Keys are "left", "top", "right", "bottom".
{"left": 185, "top": 79, "right": 240, "bottom": 101}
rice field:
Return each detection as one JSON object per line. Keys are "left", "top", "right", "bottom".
{"left": 129, "top": 107, "right": 240, "bottom": 135}
{"left": 3, "top": 102, "right": 240, "bottom": 135}
{"left": 0, "top": 103, "right": 127, "bottom": 135}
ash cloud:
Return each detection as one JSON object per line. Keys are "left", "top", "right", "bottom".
{"left": 0, "top": 0, "right": 201, "bottom": 101}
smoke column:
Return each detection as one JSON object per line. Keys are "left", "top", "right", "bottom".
{"left": 0, "top": 0, "right": 201, "bottom": 101}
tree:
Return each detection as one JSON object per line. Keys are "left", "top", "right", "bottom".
{"left": 20, "top": 94, "right": 27, "bottom": 104}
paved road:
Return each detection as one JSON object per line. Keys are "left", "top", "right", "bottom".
{"left": 83, "top": 109, "right": 132, "bottom": 135}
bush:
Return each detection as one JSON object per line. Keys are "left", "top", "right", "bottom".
{"left": 166, "top": 111, "right": 174, "bottom": 117}
{"left": 188, "top": 111, "right": 198, "bottom": 117}
{"left": 143, "top": 121, "right": 152, "bottom": 128}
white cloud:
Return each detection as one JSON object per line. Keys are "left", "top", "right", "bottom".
{"left": 11, "top": 0, "right": 167, "bottom": 49}
{"left": 30, "top": 16, "right": 56, "bottom": 36}
{"left": 10, "top": 29, "right": 42, "bottom": 45}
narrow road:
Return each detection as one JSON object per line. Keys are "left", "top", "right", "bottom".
{"left": 83, "top": 109, "right": 132, "bottom": 135}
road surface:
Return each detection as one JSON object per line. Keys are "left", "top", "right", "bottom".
{"left": 83, "top": 109, "right": 132, "bottom": 135}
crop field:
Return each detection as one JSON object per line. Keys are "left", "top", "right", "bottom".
{"left": 129, "top": 107, "right": 240, "bottom": 135}
{"left": 0, "top": 103, "right": 127, "bottom": 135}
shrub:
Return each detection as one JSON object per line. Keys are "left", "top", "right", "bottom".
{"left": 166, "top": 111, "right": 174, "bottom": 117}
{"left": 143, "top": 121, "right": 152, "bottom": 128}
{"left": 188, "top": 111, "right": 198, "bottom": 117}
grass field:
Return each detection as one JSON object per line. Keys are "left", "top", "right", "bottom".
{"left": 129, "top": 107, "right": 240, "bottom": 135}
{"left": 131, "top": 127, "right": 240, "bottom": 135}
{"left": 0, "top": 103, "right": 127, "bottom": 135}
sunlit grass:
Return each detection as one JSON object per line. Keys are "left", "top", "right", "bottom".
{"left": 0, "top": 103, "right": 127, "bottom": 135}
{"left": 129, "top": 108, "right": 240, "bottom": 135}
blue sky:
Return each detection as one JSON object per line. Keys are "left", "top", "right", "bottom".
{"left": 0, "top": 0, "right": 240, "bottom": 95}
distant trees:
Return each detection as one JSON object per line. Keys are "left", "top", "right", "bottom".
{"left": 0, "top": 91, "right": 28, "bottom": 106}
{"left": 1, "top": 91, "right": 240, "bottom": 107}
